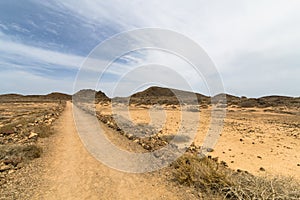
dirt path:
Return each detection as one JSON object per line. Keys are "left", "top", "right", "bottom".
{"left": 32, "top": 102, "right": 186, "bottom": 200}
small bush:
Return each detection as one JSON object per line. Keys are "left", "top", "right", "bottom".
{"left": 172, "top": 153, "right": 300, "bottom": 199}
{"left": 0, "top": 145, "right": 42, "bottom": 164}
{"left": 172, "top": 154, "right": 233, "bottom": 194}
{"left": 33, "top": 125, "right": 53, "bottom": 138}
{"left": 0, "top": 124, "right": 15, "bottom": 135}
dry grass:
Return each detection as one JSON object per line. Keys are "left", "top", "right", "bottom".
{"left": 0, "top": 145, "right": 42, "bottom": 166}
{"left": 172, "top": 154, "right": 300, "bottom": 199}
{"left": 33, "top": 124, "right": 53, "bottom": 138}
{"left": 0, "top": 123, "right": 15, "bottom": 135}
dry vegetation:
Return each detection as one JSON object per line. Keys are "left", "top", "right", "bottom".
{"left": 172, "top": 153, "right": 300, "bottom": 199}
{"left": 0, "top": 99, "right": 66, "bottom": 182}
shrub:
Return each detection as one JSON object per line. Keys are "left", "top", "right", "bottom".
{"left": 172, "top": 153, "right": 300, "bottom": 199}
{"left": 33, "top": 124, "right": 53, "bottom": 138}
{"left": 0, "top": 145, "right": 42, "bottom": 165}
{"left": 172, "top": 154, "right": 233, "bottom": 194}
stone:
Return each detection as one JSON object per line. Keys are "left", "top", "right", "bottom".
{"left": 206, "top": 148, "right": 214, "bottom": 152}
{"left": 28, "top": 132, "right": 38, "bottom": 139}
{"left": 259, "top": 167, "right": 266, "bottom": 171}
{"left": 220, "top": 161, "right": 228, "bottom": 167}
{"left": 127, "top": 134, "right": 134, "bottom": 140}
{"left": 141, "top": 143, "right": 151, "bottom": 150}
{"left": 0, "top": 164, "right": 11, "bottom": 172}
{"left": 16, "top": 124, "right": 23, "bottom": 128}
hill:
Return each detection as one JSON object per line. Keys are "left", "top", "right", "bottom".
{"left": 73, "top": 89, "right": 110, "bottom": 103}
{"left": 1, "top": 87, "right": 298, "bottom": 108}
{"left": 0, "top": 92, "right": 71, "bottom": 102}
{"left": 114, "top": 86, "right": 210, "bottom": 105}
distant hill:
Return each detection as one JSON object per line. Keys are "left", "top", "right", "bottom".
{"left": 1, "top": 87, "right": 298, "bottom": 108}
{"left": 126, "top": 86, "right": 209, "bottom": 105}
{"left": 0, "top": 93, "right": 24, "bottom": 99}
{"left": 73, "top": 89, "right": 110, "bottom": 103}
{"left": 113, "top": 86, "right": 299, "bottom": 108}
{"left": 44, "top": 92, "right": 72, "bottom": 100}
{"left": 0, "top": 92, "right": 71, "bottom": 102}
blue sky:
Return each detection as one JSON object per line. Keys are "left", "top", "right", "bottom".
{"left": 0, "top": 0, "right": 299, "bottom": 97}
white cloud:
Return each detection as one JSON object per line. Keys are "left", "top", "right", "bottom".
{"left": 0, "top": 39, "right": 84, "bottom": 69}
{"left": 38, "top": 1, "right": 300, "bottom": 80}
{"left": 2, "top": 0, "right": 300, "bottom": 96}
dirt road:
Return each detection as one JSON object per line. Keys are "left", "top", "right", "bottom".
{"left": 32, "top": 102, "right": 186, "bottom": 200}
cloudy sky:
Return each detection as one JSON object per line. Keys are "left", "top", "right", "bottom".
{"left": 0, "top": 0, "right": 299, "bottom": 97}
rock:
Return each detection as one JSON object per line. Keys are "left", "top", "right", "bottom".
{"left": 16, "top": 124, "right": 23, "bottom": 128}
{"left": 0, "top": 164, "right": 12, "bottom": 172}
{"left": 141, "top": 143, "right": 151, "bottom": 150}
{"left": 127, "top": 134, "right": 134, "bottom": 140}
{"left": 259, "top": 167, "right": 266, "bottom": 171}
{"left": 212, "top": 157, "right": 218, "bottom": 162}
{"left": 189, "top": 146, "right": 196, "bottom": 151}
{"left": 220, "top": 161, "right": 228, "bottom": 167}
{"left": 28, "top": 132, "right": 38, "bottom": 139}
{"left": 206, "top": 148, "right": 214, "bottom": 152}
{"left": 153, "top": 151, "right": 163, "bottom": 158}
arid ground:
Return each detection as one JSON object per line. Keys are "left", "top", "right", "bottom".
{"left": 97, "top": 103, "right": 300, "bottom": 179}
{"left": 0, "top": 87, "right": 299, "bottom": 199}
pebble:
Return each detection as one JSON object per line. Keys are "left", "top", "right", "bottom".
{"left": 28, "top": 132, "right": 38, "bottom": 139}
{"left": 259, "top": 167, "right": 266, "bottom": 171}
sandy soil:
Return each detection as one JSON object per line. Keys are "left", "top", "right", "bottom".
{"left": 97, "top": 103, "right": 300, "bottom": 179}
{"left": 32, "top": 102, "right": 192, "bottom": 200}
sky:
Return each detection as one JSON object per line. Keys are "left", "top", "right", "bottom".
{"left": 0, "top": 0, "right": 299, "bottom": 97}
